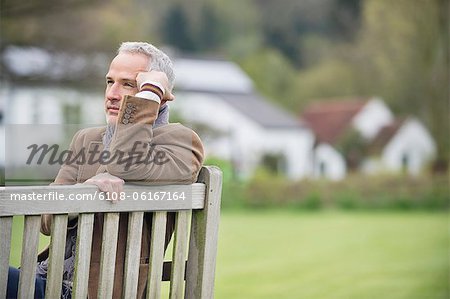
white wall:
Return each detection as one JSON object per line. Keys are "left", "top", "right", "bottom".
{"left": 352, "top": 97, "right": 393, "bottom": 140}
{"left": 172, "top": 92, "right": 314, "bottom": 180}
{"left": 382, "top": 118, "right": 436, "bottom": 175}
{"left": 1, "top": 85, "right": 105, "bottom": 173}
{"left": 171, "top": 92, "right": 262, "bottom": 178}
{"left": 0, "top": 125, "right": 4, "bottom": 166}
{"left": 2, "top": 85, "right": 104, "bottom": 125}
{"left": 313, "top": 143, "right": 346, "bottom": 180}
{"left": 261, "top": 129, "right": 314, "bottom": 179}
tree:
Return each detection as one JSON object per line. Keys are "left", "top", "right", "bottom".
{"left": 161, "top": 5, "right": 196, "bottom": 51}
{"left": 355, "top": 0, "right": 449, "bottom": 171}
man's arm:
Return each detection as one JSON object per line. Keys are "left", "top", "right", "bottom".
{"left": 104, "top": 94, "right": 204, "bottom": 184}
{"left": 103, "top": 70, "right": 203, "bottom": 184}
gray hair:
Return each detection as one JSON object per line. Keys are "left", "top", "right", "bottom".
{"left": 118, "top": 42, "right": 175, "bottom": 89}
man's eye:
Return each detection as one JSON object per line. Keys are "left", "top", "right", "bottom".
{"left": 106, "top": 80, "right": 114, "bottom": 85}
{"left": 124, "top": 82, "right": 135, "bottom": 88}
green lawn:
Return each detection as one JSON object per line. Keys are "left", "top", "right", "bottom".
{"left": 8, "top": 211, "right": 449, "bottom": 299}
{"left": 215, "top": 211, "right": 449, "bottom": 299}
{"left": 8, "top": 216, "right": 50, "bottom": 268}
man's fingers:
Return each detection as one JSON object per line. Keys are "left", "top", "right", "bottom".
{"left": 84, "top": 173, "right": 124, "bottom": 203}
{"left": 111, "top": 179, "right": 124, "bottom": 202}
{"left": 137, "top": 70, "right": 171, "bottom": 99}
{"left": 164, "top": 92, "right": 175, "bottom": 101}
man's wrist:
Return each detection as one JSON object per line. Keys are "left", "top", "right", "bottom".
{"left": 140, "top": 82, "right": 164, "bottom": 98}
{"left": 135, "top": 90, "right": 161, "bottom": 104}
{"left": 135, "top": 80, "right": 165, "bottom": 104}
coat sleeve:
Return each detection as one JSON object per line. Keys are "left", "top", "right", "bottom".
{"left": 105, "top": 95, "right": 204, "bottom": 184}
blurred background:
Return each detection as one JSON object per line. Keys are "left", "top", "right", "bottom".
{"left": 1, "top": 0, "right": 449, "bottom": 298}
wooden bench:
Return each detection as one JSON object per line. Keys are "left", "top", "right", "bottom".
{"left": 0, "top": 166, "right": 222, "bottom": 299}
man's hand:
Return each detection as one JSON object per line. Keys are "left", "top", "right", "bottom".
{"left": 136, "top": 70, "right": 175, "bottom": 105}
{"left": 84, "top": 173, "right": 124, "bottom": 202}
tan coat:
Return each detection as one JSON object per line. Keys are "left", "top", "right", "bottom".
{"left": 39, "top": 95, "right": 204, "bottom": 298}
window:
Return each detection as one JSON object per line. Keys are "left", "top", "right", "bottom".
{"left": 319, "top": 161, "right": 327, "bottom": 177}
{"left": 261, "top": 153, "right": 287, "bottom": 175}
{"left": 401, "top": 153, "right": 409, "bottom": 174}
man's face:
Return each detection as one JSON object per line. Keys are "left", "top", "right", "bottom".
{"left": 104, "top": 52, "right": 149, "bottom": 124}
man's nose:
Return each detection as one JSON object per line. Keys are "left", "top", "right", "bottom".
{"left": 106, "top": 84, "right": 121, "bottom": 101}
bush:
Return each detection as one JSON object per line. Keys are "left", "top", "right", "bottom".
{"left": 220, "top": 170, "right": 449, "bottom": 211}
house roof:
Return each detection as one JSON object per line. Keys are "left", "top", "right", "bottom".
{"left": 174, "top": 58, "right": 254, "bottom": 94}
{"left": 369, "top": 118, "right": 405, "bottom": 154}
{"left": 217, "top": 92, "right": 305, "bottom": 129}
{"left": 2, "top": 46, "right": 108, "bottom": 82}
{"left": 174, "top": 57, "right": 303, "bottom": 129}
{"left": 301, "top": 98, "right": 369, "bottom": 144}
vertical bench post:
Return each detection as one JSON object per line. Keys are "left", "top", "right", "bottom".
{"left": 185, "top": 166, "right": 222, "bottom": 299}
{"left": 0, "top": 216, "right": 13, "bottom": 298}
{"left": 18, "top": 215, "right": 41, "bottom": 298}
{"left": 73, "top": 213, "right": 95, "bottom": 299}
{"left": 45, "top": 214, "right": 68, "bottom": 298}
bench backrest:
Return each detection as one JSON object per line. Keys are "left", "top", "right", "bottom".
{"left": 0, "top": 166, "right": 222, "bottom": 299}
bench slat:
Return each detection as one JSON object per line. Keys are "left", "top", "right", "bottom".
{"left": 1, "top": 184, "right": 205, "bottom": 216}
{"left": 0, "top": 216, "right": 13, "bottom": 298}
{"left": 18, "top": 215, "right": 41, "bottom": 298}
{"left": 123, "top": 211, "right": 144, "bottom": 298}
{"left": 98, "top": 212, "right": 120, "bottom": 299}
{"left": 46, "top": 214, "right": 68, "bottom": 298}
{"left": 73, "top": 213, "right": 95, "bottom": 299}
{"left": 146, "top": 211, "right": 167, "bottom": 299}
{"left": 170, "top": 211, "right": 190, "bottom": 299}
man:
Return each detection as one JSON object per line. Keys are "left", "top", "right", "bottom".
{"left": 7, "top": 42, "right": 204, "bottom": 298}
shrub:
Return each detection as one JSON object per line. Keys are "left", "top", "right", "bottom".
{"left": 220, "top": 170, "right": 449, "bottom": 211}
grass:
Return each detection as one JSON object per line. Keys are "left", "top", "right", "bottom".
{"left": 8, "top": 216, "right": 50, "bottom": 268}
{"left": 8, "top": 211, "right": 449, "bottom": 299}
{"left": 215, "top": 211, "right": 449, "bottom": 299}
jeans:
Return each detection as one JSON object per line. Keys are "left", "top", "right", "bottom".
{"left": 6, "top": 267, "right": 46, "bottom": 299}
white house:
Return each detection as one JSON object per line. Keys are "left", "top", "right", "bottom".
{"left": 363, "top": 117, "right": 436, "bottom": 175}
{"left": 0, "top": 123, "right": 4, "bottom": 168}
{"left": 301, "top": 97, "right": 435, "bottom": 179}
{"left": 301, "top": 97, "right": 392, "bottom": 180}
{"left": 172, "top": 57, "right": 315, "bottom": 180}
{"left": 0, "top": 89, "right": 4, "bottom": 167}
{"left": 311, "top": 143, "right": 347, "bottom": 181}
{"left": 0, "top": 46, "right": 106, "bottom": 172}
{"left": 351, "top": 97, "right": 394, "bottom": 139}
{"left": 0, "top": 84, "right": 104, "bottom": 179}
